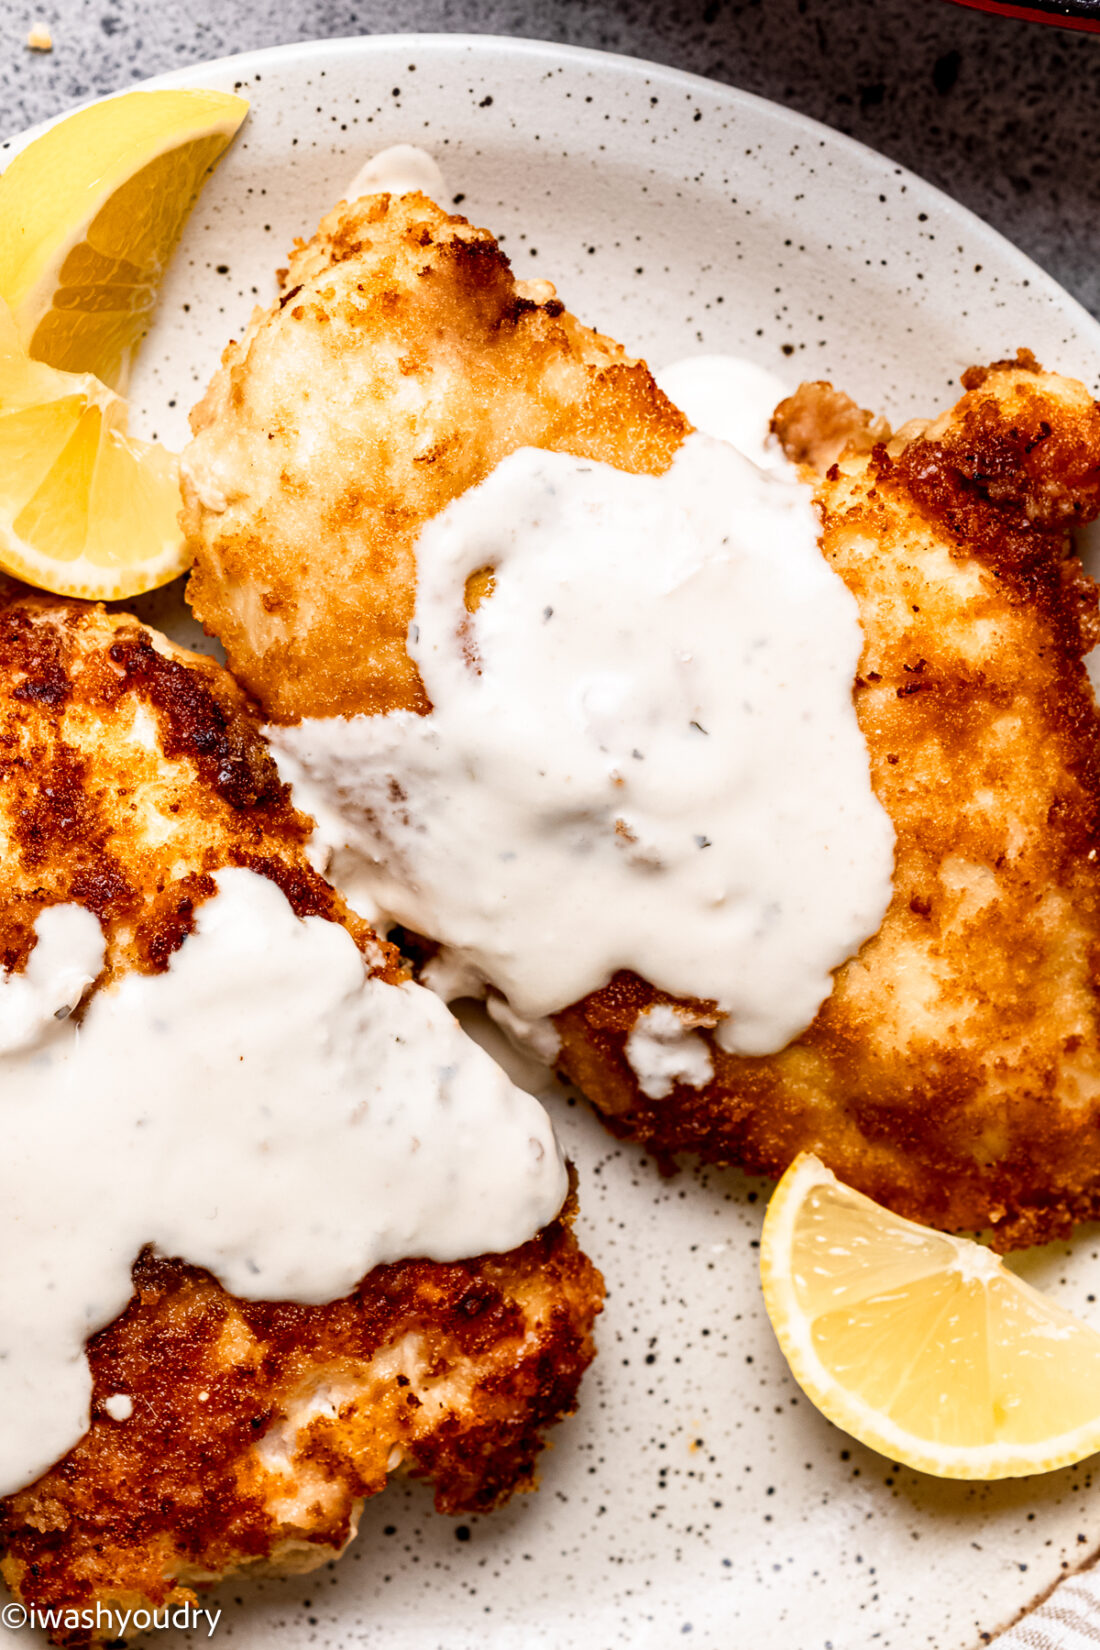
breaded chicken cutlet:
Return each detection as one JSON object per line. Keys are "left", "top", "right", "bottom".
{"left": 558, "top": 359, "right": 1100, "bottom": 1251}
{"left": 0, "top": 594, "right": 601, "bottom": 1647}
{"left": 182, "top": 192, "right": 1100, "bottom": 1250}
{"left": 183, "top": 192, "right": 687, "bottom": 720}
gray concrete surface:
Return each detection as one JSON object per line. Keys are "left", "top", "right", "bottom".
{"left": 2, "top": 0, "right": 1099, "bottom": 318}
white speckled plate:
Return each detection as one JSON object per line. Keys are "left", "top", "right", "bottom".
{"left": 6, "top": 34, "right": 1100, "bottom": 1650}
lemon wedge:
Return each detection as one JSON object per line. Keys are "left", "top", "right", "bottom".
{"left": 0, "top": 302, "right": 186, "bottom": 599}
{"left": 0, "top": 87, "right": 247, "bottom": 390}
{"left": 760, "top": 1152, "right": 1100, "bottom": 1479}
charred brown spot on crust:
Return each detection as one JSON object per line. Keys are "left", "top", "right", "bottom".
{"left": 228, "top": 851, "right": 336, "bottom": 922}
{"left": 107, "top": 633, "right": 285, "bottom": 812}
{"left": 876, "top": 372, "right": 1100, "bottom": 610}
{"left": 1, "top": 923, "right": 40, "bottom": 977}
{"left": 500, "top": 293, "right": 565, "bottom": 327}
{"left": 412, "top": 441, "right": 446, "bottom": 467}
{"left": 0, "top": 602, "right": 71, "bottom": 698}
{"left": 132, "top": 874, "right": 217, "bottom": 973}
{"left": 12, "top": 674, "right": 68, "bottom": 709}
{"left": 68, "top": 858, "right": 135, "bottom": 922}
{"left": 7, "top": 734, "right": 135, "bottom": 935}
{"left": 11, "top": 741, "right": 93, "bottom": 871}
{"left": 440, "top": 230, "right": 512, "bottom": 286}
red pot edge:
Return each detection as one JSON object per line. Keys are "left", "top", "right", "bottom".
{"left": 949, "top": 0, "right": 1100, "bottom": 31}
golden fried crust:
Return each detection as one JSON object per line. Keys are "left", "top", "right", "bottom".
{"left": 182, "top": 193, "right": 689, "bottom": 721}
{"left": 181, "top": 190, "right": 1100, "bottom": 1244}
{"left": 0, "top": 592, "right": 388, "bottom": 984}
{"left": 0, "top": 595, "right": 602, "bottom": 1642}
{"left": 556, "top": 358, "right": 1100, "bottom": 1250}
{"left": 0, "top": 1196, "right": 601, "bottom": 1648}
{"left": 770, "top": 380, "right": 890, "bottom": 473}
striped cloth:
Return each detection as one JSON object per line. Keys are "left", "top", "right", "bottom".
{"left": 994, "top": 1574, "right": 1100, "bottom": 1648}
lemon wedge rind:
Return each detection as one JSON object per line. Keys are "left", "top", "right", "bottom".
{"left": 0, "top": 309, "right": 187, "bottom": 601}
{"left": 761, "top": 1152, "right": 1100, "bottom": 1480}
{"left": 0, "top": 88, "right": 248, "bottom": 390}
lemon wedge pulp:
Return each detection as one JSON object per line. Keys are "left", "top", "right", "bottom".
{"left": 0, "top": 301, "right": 186, "bottom": 599}
{"left": 760, "top": 1152, "right": 1100, "bottom": 1479}
{"left": 0, "top": 87, "right": 248, "bottom": 390}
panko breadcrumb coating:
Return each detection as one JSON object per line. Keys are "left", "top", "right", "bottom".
{"left": 558, "top": 357, "right": 1100, "bottom": 1250}
{"left": 0, "top": 592, "right": 602, "bottom": 1647}
{"left": 182, "top": 191, "right": 688, "bottom": 720}
{"left": 182, "top": 191, "right": 1100, "bottom": 1249}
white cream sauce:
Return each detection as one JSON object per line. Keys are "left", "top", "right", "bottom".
{"left": 485, "top": 996, "right": 563, "bottom": 1066}
{"left": 0, "top": 903, "right": 104, "bottom": 1054}
{"left": 0, "top": 868, "right": 565, "bottom": 1495}
{"left": 625, "top": 1004, "right": 715, "bottom": 1101}
{"left": 655, "top": 355, "right": 791, "bottom": 472}
{"left": 345, "top": 144, "right": 446, "bottom": 204}
{"left": 273, "top": 357, "right": 895, "bottom": 1057}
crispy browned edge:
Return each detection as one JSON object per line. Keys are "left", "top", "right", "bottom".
{"left": 0, "top": 1189, "right": 600, "bottom": 1649}
{"left": 554, "top": 353, "right": 1100, "bottom": 1249}
{"left": 0, "top": 590, "right": 602, "bottom": 1643}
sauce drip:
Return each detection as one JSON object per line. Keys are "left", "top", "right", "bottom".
{"left": 273, "top": 364, "right": 895, "bottom": 1054}
{"left": 0, "top": 869, "right": 565, "bottom": 1495}
{"left": 655, "top": 355, "right": 791, "bottom": 471}
{"left": 345, "top": 144, "right": 446, "bottom": 203}
{"left": 625, "top": 1004, "right": 715, "bottom": 1100}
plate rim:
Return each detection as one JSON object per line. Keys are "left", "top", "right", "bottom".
{"left": 4, "top": 30, "right": 1100, "bottom": 369}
